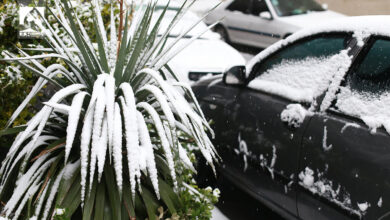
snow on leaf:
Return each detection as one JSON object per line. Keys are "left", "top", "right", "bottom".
{"left": 97, "top": 117, "right": 108, "bottom": 182}
{"left": 65, "top": 92, "right": 88, "bottom": 164}
{"left": 42, "top": 168, "right": 65, "bottom": 220}
{"left": 90, "top": 88, "right": 106, "bottom": 186}
{"left": 113, "top": 102, "right": 123, "bottom": 193}
{"left": 105, "top": 74, "right": 115, "bottom": 161}
{"left": 178, "top": 143, "right": 195, "bottom": 172}
{"left": 119, "top": 95, "right": 140, "bottom": 199}
{"left": 136, "top": 111, "right": 160, "bottom": 199}
{"left": 137, "top": 102, "right": 178, "bottom": 189}
{"left": 80, "top": 107, "right": 95, "bottom": 205}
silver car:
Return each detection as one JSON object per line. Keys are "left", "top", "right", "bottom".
{"left": 205, "top": 0, "right": 345, "bottom": 48}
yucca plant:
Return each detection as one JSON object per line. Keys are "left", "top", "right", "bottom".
{"left": 0, "top": 0, "right": 219, "bottom": 219}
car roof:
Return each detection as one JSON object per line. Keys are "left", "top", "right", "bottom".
{"left": 247, "top": 15, "right": 390, "bottom": 75}
{"left": 307, "top": 16, "right": 390, "bottom": 36}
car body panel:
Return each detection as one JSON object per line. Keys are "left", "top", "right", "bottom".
{"left": 234, "top": 88, "right": 312, "bottom": 217}
{"left": 165, "top": 38, "right": 246, "bottom": 83}
{"left": 298, "top": 112, "right": 390, "bottom": 220}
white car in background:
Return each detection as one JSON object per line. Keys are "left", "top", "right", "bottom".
{"left": 155, "top": 7, "right": 246, "bottom": 83}
{"left": 205, "top": 0, "right": 345, "bottom": 48}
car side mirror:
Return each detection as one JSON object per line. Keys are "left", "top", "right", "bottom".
{"left": 322, "top": 3, "right": 328, "bottom": 10}
{"left": 259, "top": 11, "right": 272, "bottom": 20}
{"left": 223, "top": 66, "right": 246, "bottom": 86}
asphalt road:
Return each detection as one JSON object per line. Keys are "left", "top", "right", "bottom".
{"left": 231, "top": 43, "right": 263, "bottom": 62}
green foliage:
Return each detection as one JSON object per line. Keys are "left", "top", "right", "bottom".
{"left": 0, "top": 2, "right": 38, "bottom": 148}
{"left": 0, "top": 0, "right": 113, "bottom": 148}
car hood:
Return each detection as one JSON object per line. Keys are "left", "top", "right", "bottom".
{"left": 278, "top": 10, "right": 346, "bottom": 29}
{"left": 166, "top": 38, "right": 246, "bottom": 82}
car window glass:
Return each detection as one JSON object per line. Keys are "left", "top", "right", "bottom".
{"left": 227, "top": 0, "right": 251, "bottom": 14}
{"left": 252, "top": 0, "right": 269, "bottom": 15}
{"left": 248, "top": 35, "right": 350, "bottom": 103}
{"left": 270, "top": 0, "right": 325, "bottom": 17}
{"left": 333, "top": 38, "right": 390, "bottom": 130}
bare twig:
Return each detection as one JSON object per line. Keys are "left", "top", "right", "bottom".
{"left": 117, "top": 0, "right": 124, "bottom": 56}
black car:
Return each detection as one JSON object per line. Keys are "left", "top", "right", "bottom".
{"left": 193, "top": 16, "right": 390, "bottom": 220}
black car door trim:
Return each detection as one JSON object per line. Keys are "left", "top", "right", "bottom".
{"left": 227, "top": 25, "right": 282, "bottom": 39}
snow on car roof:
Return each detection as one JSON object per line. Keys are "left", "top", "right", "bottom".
{"left": 247, "top": 15, "right": 390, "bottom": 75}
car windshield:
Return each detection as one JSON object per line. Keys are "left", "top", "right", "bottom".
{"left": 270, "top": 0, "right": 325, "bottom": 17}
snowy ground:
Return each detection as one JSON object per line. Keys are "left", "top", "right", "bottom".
{"left": 241, "top": 52, "right": 255, "bottom": 62}
{"left": 212, "top": 207, "right": 229, "bottom": 220}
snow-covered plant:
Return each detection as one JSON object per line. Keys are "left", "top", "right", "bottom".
{"left": 0, "top": 0, "right": 218, "bottom": 219}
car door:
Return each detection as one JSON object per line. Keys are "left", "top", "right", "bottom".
{"left": 298, "top": 36, "right": 390, "bottom": 220}
{"left": 223, "top": 0, "right": 254, "bottom": 46}
{"left": 228, "top": 33, "right": 353, "bottom": 218}
{"left": 247, "top": 0, "right": 284, "bottom": 48}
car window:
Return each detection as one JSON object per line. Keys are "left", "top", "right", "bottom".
{"left": 248, "top": 34, "right": 351, "bottom": 103}
{"left": 347, "top": 39, "right": 390, "bottom": 93}
{"left": 333, "top": 38, "right": 390, "bottom": 130}
{"left": 227, "top": 0, "right": 252, "bottom": 14}
{"left": 252, "top": 0, "right": 269, "bottom": 15}
{"left": 270, "top": 0, "right": 325, "bottom": 17}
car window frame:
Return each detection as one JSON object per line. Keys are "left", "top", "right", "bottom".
{"left": 340, "top": 35, "right": 390, "bottom": 93}
{"left": 251, "top": 0, "right": 271, "bottom": 16}
{"left": 243, "top": 32, "right": 353, "bottom": 107}
{"left": 226, "top": 0, "right": 253, "bottom": 14}
{"left": 247, "top": 32, "right": 353, "bottom": 82}
{"left": 327, "top": 35, "right": 390, "bottom": 124}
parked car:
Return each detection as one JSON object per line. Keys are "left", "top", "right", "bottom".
{"left": 205, "top": 0, "right": 345, "bottom": 48}
{"left": 193, "top": 16, "right": 390, "bottom": 220}
{"left": 155, "top": 8, "right": 246, "bottom": 82}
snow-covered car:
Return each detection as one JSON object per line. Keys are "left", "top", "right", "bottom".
{"left": 193, "top": 16, "right": 390, "bottom": 220}
{"left": 155, "top": 9, "right": 246, "bottom": 83}
{"left": 205, "top": 0, "right": 345, "bottom": 48}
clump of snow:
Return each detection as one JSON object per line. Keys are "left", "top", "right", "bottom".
{"left": 281, "top": 104, "right": 312, "bottom": 128}
{"left": 299, "top": 167, "right": 315, "bottom": 187}
{"left": 357, "top": 202, "right": 370, "bottom": 212}
{"left": 55, "top": 208, "right": 65, "bottom": 216}
{"left": 353, "top": 30, "right": 370, "bottom": 47}
{"left": 378, "top": 197, "right": 383, "bottom": 207}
